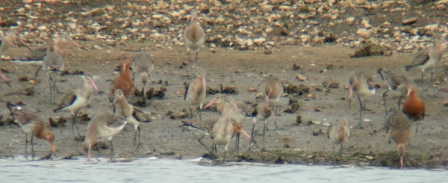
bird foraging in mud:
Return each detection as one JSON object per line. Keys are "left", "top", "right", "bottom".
{"left": 6, "top": 102, "right": 56, "bottom": 160}
{"left": 327, "top": 119, "right": 350, "bottom": 165}
{"left": 386, "top": 107, "right": 411, "bottom": 169}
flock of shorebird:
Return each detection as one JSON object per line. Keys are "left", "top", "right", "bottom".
{"left": 0, "top": 9, "right": 447, "bottom": 168}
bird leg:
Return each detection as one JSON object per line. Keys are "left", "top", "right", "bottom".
{"left": 262, "top": 120, "right": 267, "bottom": 152}
{"left": 333, "top": 145, "right": 336, "bottom": 166}
{"left": 382, "top": 90, "right": 389, "bottom": 116}
{"left": 249, "top": 119, "right": 257, "bottom": 151}
{"left": 134, "top": 127, "right": 146, "bottom": 153}
{"left": 189, "top": 107, "right": 193, "bottom": 122}
{"left": 421, "top": 72, "right": 424, "bottom": 97}
{"left": 25, "top": 134, "right": 28, "bottom": 160}
{"left": 110, "top": 140, "right": 114, "bottom": 162}
{"left": 198, "top": 135, "right": 212, "bottom": 154}
{"left": 339, "top": 144, "right": 343, "bottom": 156}
{"left": 48, "top": 77, "right": 53, "bottom": 104}
{"left": 354, "top": 96, "right": 364, "bottom": 128}
{"left": 235, "top": 133, "right": 240, "bottom": 151}
{"left": 430, "top": 69, "right": 439, "bottom": 98}
{"left": 198, "top": 107, "right": 203, "bottom": 121}
{"left": 96, "top": 143, "right": 101, "bottom": 161}
{"left": 270, "top": 100, "right": 279, "bottom": 131}
{"left": 72, "top": 113, "right": 82, "bottom": 139}
{"left": 194, "top": 50, "right": 199, "bottom": 63}
{"left": 223, "top": 145, "right": 228, "bottom": 162}
{"left": 31, "top": 135, "right": 35, "bottom": 160}
{"left": 414, "top": 123, "right": 419, "bottom": 145}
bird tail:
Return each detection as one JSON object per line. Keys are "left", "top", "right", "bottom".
{"left": 181, "top": 121, "right": 208, "bottom": 133}
{"left": 6, "top": 101, "right": 16, "bottom": 111}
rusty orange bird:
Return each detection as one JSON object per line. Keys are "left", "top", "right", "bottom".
{"left": 259, "top": 76, "right": 283, "bottom": 130}
{"left": 109, "top": 60, "right": 135, "bottom": 113}
{"left": 7, "top": 102, "right": 56, "bottom": 160}
{"left": 402, "top": 85, "right": 425, "bottom": 143}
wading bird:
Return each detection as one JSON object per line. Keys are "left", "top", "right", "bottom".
{"left": 113, "top": 89, "right": 152, "bottom": 152}
{"left": 327, "top": 119, "right": 350, "bottom": 165}
{"left": 386, "top": 107, "right": 411, "bottom": 169}
{"left": 53, "top": 74, "right": 98, "bottom": 140}
{"left": 83, "top": 113, "right": 127, "bottom": 161}
{"left": 7, "top": 102, "right": 56, "bottom": 160}
{"left": 184, "top": 67, "right": 207, "bottom": 121}
{"left": 349, "top": 72, "right": 378, "bottom": 128}
{"left": 131, "top": 51, "right": 154, "bottom": 100}
{"left": 405, "top": 34, "right": 448, "bottom": 97}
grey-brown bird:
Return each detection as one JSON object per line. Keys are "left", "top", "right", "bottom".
{"left": 184, "top": 67, "right": 207, "bottom": 121}
{"left": 132, "top": 51, "right": 154, "bottom": 100}
{"left": 204, "top": 94, "right": 250, "bottom": 150}
{"left": 210, "top": 98, "right": 252, "bottom": 161}
{"left": 184, "top": 9, "right": 205, "bottom": 65}
{"left": 83, "top": 113, "right": 127, "bottom": 161}
{"left": 349, "top": 72, "right": 378, "bottom": 128}
{"left": 42, "top": 41, "right": 64, "bottom": 104}
{"left": 0, "top": 28, "right": 30, "bottom": 54}
{"left": 259, "top": 76, "right": 283, "bottom": 130}
{"left": 7, "top": 102, "right": 56, "bottom": 160}
{"left": 377, "top": 68, "right": 413, "bottom": 117}
{"left": 405, "top": 34, "right": 448, "bottom": 97}
{"left": 53, "top": 74, "right": 98, "bottom": 140}
{"left": 327, "top": 119, "right": 350, "bottom": 165}
{"left": 386, "top": 107, "right": 411, "bottom": 169}
{"left": 247, "top": 100, "right": 276, "bottom": 151}
{"left": 16, "top": 33, "right": 85, "bottom": 61}
{"left": 113, "top": 89, "right": 152, "bottom": 152}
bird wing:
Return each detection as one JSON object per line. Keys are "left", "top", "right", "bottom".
{"left": 132, "top": 107, "right": 151, "bottom": 122}
{"left": 53, "top": 91, "right": 76, "bottom": 112}
{"left": 412, "top": 48, "right": 430, "bottom": 66}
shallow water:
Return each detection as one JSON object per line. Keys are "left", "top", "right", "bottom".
{"left": 0, "top": 157, "right": 446, "bottom": 183}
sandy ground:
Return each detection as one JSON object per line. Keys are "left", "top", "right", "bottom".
{"left": 1, "top": 42, "right": 448, "bottom": 168}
